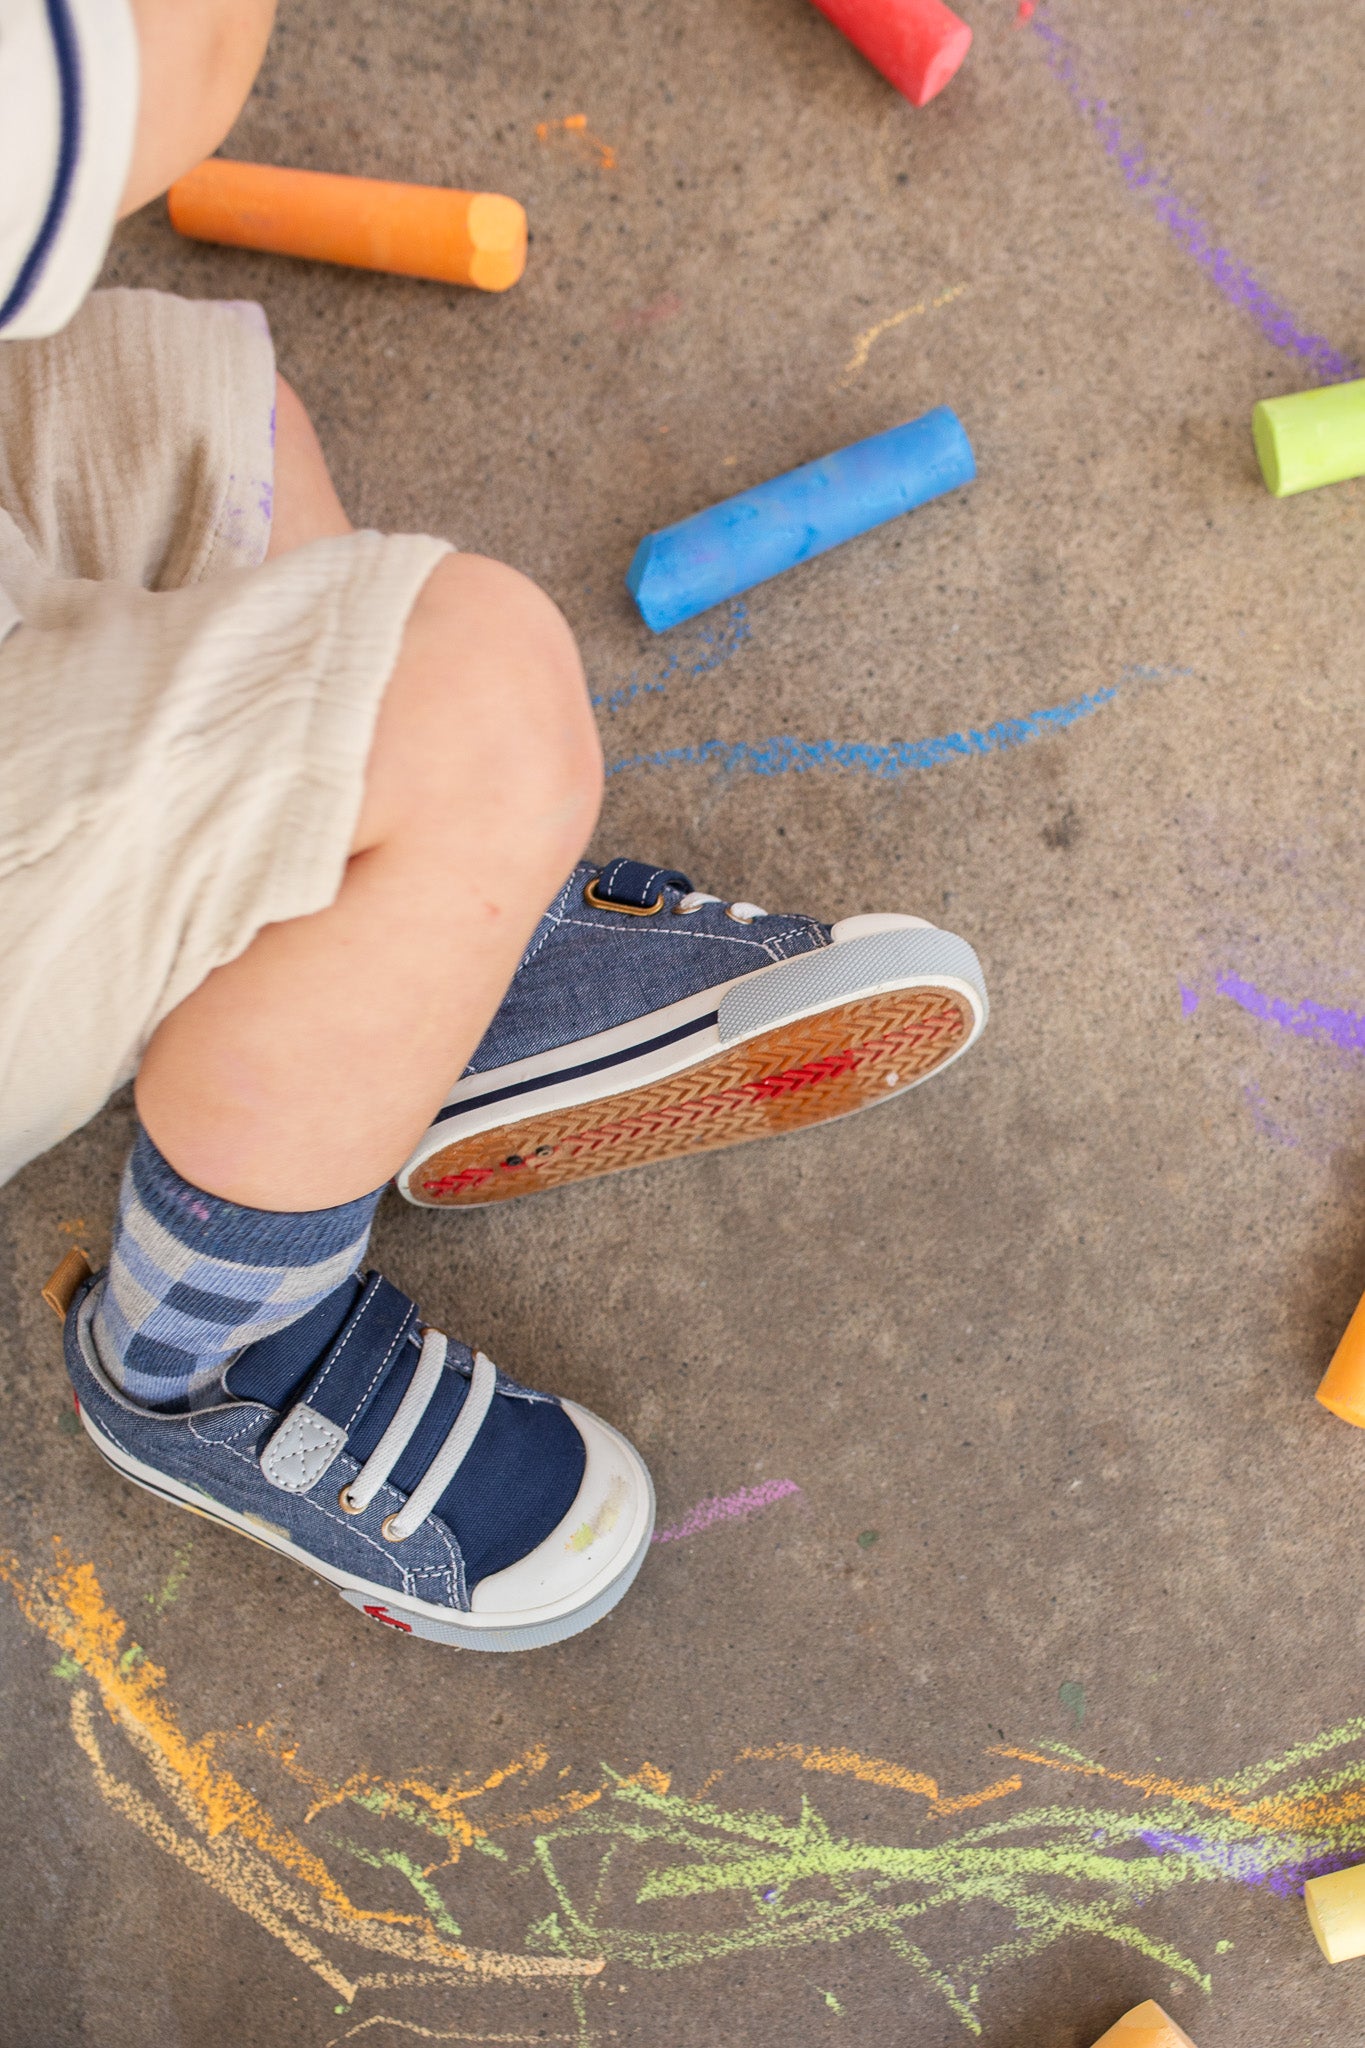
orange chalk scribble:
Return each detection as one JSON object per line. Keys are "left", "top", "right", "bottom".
{"left": 534, "top": 114, "right": 616, "bottom": 171}
{"left": 733, "top": 1740, "right": 1021, "bottom": 1816}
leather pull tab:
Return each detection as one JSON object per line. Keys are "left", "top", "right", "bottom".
{"left": 42, "top": 1247, "right": 93, "bottom": 1319}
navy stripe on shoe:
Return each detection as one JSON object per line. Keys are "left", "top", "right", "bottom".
{"left": 431, "top": 1008, "right": 719, "bottom": 1129}
{"left": 0, "top": 0, "right": 82, "bottom": 329}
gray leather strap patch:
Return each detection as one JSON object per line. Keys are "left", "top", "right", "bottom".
{"left": 260, "top": 1402, "right": 347, "bottom": 1494}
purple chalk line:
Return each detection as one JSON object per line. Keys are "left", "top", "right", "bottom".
{"left": 1031, "top": 9, "right": 1356, "bottom": 382}
{"left": 1215, "top": 971, "right": 1365, "bottom": 1055}
{"left": 653, "top": 1479, "right": 801, "bottom": 1545}
{"left": 1138, "top": 1826, "right": 1359, "bottom": 1898}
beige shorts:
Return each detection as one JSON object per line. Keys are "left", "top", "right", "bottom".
{"left": 0, "top": 287, "right": 451, "bottom": 1186}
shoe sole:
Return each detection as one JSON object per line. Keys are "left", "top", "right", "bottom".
{"left": 74, "top": 1397, "right": 656, "bottom": 1652}
{"left": 401, "top": 926, "right": 986, "bottom": 1209}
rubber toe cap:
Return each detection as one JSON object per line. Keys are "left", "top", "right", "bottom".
{"left": 468, "top": 1402, "right": 654, "bottom": 1616}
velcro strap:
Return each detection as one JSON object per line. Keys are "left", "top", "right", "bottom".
{"left": 255, "top": 1275, "right": 421, "bottom": 1495}
{"left": 295, "top": 1273, "right": 420, "bottom": 1433}
{"left": 592, "top": 858, "right": 692, "bottom": 907}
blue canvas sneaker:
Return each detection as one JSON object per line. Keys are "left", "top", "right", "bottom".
{"left": 399, "top": 857, "right": 988, "bottom": 1208}
{"left": 51, "top": 1255, "right": 654, "bottom": 1650}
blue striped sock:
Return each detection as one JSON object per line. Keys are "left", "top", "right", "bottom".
{"left": 92, "top": 1128, "right": 383, "bottom": 1411}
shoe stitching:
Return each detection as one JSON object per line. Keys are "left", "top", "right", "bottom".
{"left": 550, "top": 913, "right": 774, "bottom": 956}
{"left": 81, "top": 1346, "right": 474, "bottom": 1615}
{"left": 205, "top": 1432, "right": 419, "bottom": 1577}
{"left": 85, "top": 1400, "right": 413, "bottom": 1585}
{"left": 338, "top": 1314, "right": 418, "bottom": 1434}
{"left": 307, "top": 1282, "right": 396, "bottom": 1407}
{"left": 371, "top": 1477, "right": 465, "bottom": 1606}
{"left": 518, "top": 870, "right": 582, "bottom": 974}
{"left": 189, "top": 1409, "right": 262, "bottom": 1447}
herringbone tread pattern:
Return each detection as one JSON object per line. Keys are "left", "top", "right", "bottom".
{"left": 414, "top": 986, "right": 972, "bottom": 1206}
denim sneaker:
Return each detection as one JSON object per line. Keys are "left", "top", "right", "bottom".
{"left": 53, "top": 1256, "right": 654, "bottom": 1650}
{"left": 398, "top": 857, "right": 988, "bottom": 1208}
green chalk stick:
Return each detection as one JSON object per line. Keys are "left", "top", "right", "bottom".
{"left": 1252, "top": 378, "right": 1365, "bottom": 498}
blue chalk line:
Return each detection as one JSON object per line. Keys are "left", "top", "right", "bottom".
{"left": 608, "top": 685, "right": 1119, "bottom": 780}
{"left": 592, "top": 601, "right": 752, "bottom": 716}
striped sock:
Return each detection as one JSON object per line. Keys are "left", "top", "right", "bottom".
{"left": 93, "top": 1127, "right": 383, "bottom": 1411}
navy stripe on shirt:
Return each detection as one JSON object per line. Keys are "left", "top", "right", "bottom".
{"left": 0, "top": 0, "right": 83, "bottom": 330}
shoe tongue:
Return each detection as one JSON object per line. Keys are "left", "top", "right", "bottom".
{"left": 223, "top": 1274, "right": 365, "bottom": 1408}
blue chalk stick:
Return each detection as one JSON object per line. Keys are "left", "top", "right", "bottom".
{"left": 626, "top": 406, "right": 975, "bottom": 633}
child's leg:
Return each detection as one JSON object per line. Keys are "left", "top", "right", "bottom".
{"left": 135, "top": 379, "right": 603, "bottom": 1211}
{"left": 119, "top": 0, "right": 279, "bottom": 221}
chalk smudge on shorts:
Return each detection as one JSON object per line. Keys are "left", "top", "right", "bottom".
{"left": 1029, "top": 7, "right": 1356, "bottom": 380}
{"left": 611, "top": 685, "right": 1119, "bottom": 780}
{"left": 653, "top": 1478, "right": 801, "bottom": 1544}
{"left": 594, "top": 600, "right": 750, "bottom": 716}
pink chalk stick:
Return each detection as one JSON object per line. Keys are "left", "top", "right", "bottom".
{"left": 812, "top": 0, "right": 972, "bottom": 107}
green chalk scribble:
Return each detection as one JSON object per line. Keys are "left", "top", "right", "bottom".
{"left": 1058, "top": 1681, "right": 1085, "bottom": 1726}
{"left": 334, "top": 1839, "right": 464, "bottom": 1939}
{"left": 254, "top": 1714, "right": 1365, "bottom": 2039}
{"left": 148, "top": 1542, "right": 193, "bottom": 1612}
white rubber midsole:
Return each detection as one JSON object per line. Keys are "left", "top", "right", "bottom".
{"left": 76, "top": 1398, "right": 655, "bottom": 1643}
{"left": 398, "top": 921, "right": 987, "bottom": 1200}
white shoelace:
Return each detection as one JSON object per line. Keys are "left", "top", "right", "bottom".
{"left": 339, "top": 1327, "right": 498, "bottom": 1542}
{"left": 677, "top": 890, "right": 769, "bottom": 923}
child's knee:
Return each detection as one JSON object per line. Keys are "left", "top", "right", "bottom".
{"left": 436, "top": 553, "right": 600, "bottom": 821}
{"left": 360, "top": 553, "right": 602, "bottom": 872}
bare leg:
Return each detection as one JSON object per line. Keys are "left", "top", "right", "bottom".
{"left": 119, "top": 0, "right": 279, "bottom": 220}
{"left": 135, "top": 378, "right": 603, "bottom": 1210}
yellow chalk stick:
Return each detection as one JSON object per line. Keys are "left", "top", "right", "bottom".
{"left": 1317, "top": 1284, "right": 1365, "bottom": 1427}
{"left": 1306, "top": 1860, "right": 1365, "bottom": 1962}
{"left": 1090, "top": 2001, "right": 1198, "bottom": 2048}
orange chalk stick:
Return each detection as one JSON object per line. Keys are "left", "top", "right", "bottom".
{"left": 1317, "top": 1283, "right": 1365, "bottom": 1427}
{"left": 168, "top": 159, "right": 527, "bottom": 293}
{"left": 1090, "top": 2001, "right": 1197, "bottom": 2048}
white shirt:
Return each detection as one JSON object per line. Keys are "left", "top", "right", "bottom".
{"left": 0, "top": 0, "right": 139, "bottom": 342}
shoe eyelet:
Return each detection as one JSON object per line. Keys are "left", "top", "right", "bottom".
{"left": 338, "top": 1484, "right": 364, "bottom": 1515}
{"left": 725, "top": 905, "right": 756, "bottom": 924}
{"left": 584, "top": 878, "right": 663, "bottom": 916}
{"left": 380, "top": 1513, "right": 409, "bottom": 1543}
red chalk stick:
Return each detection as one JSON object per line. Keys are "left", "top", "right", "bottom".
{"left": 811, "top": 0, "right": 972, "bottom": 107}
